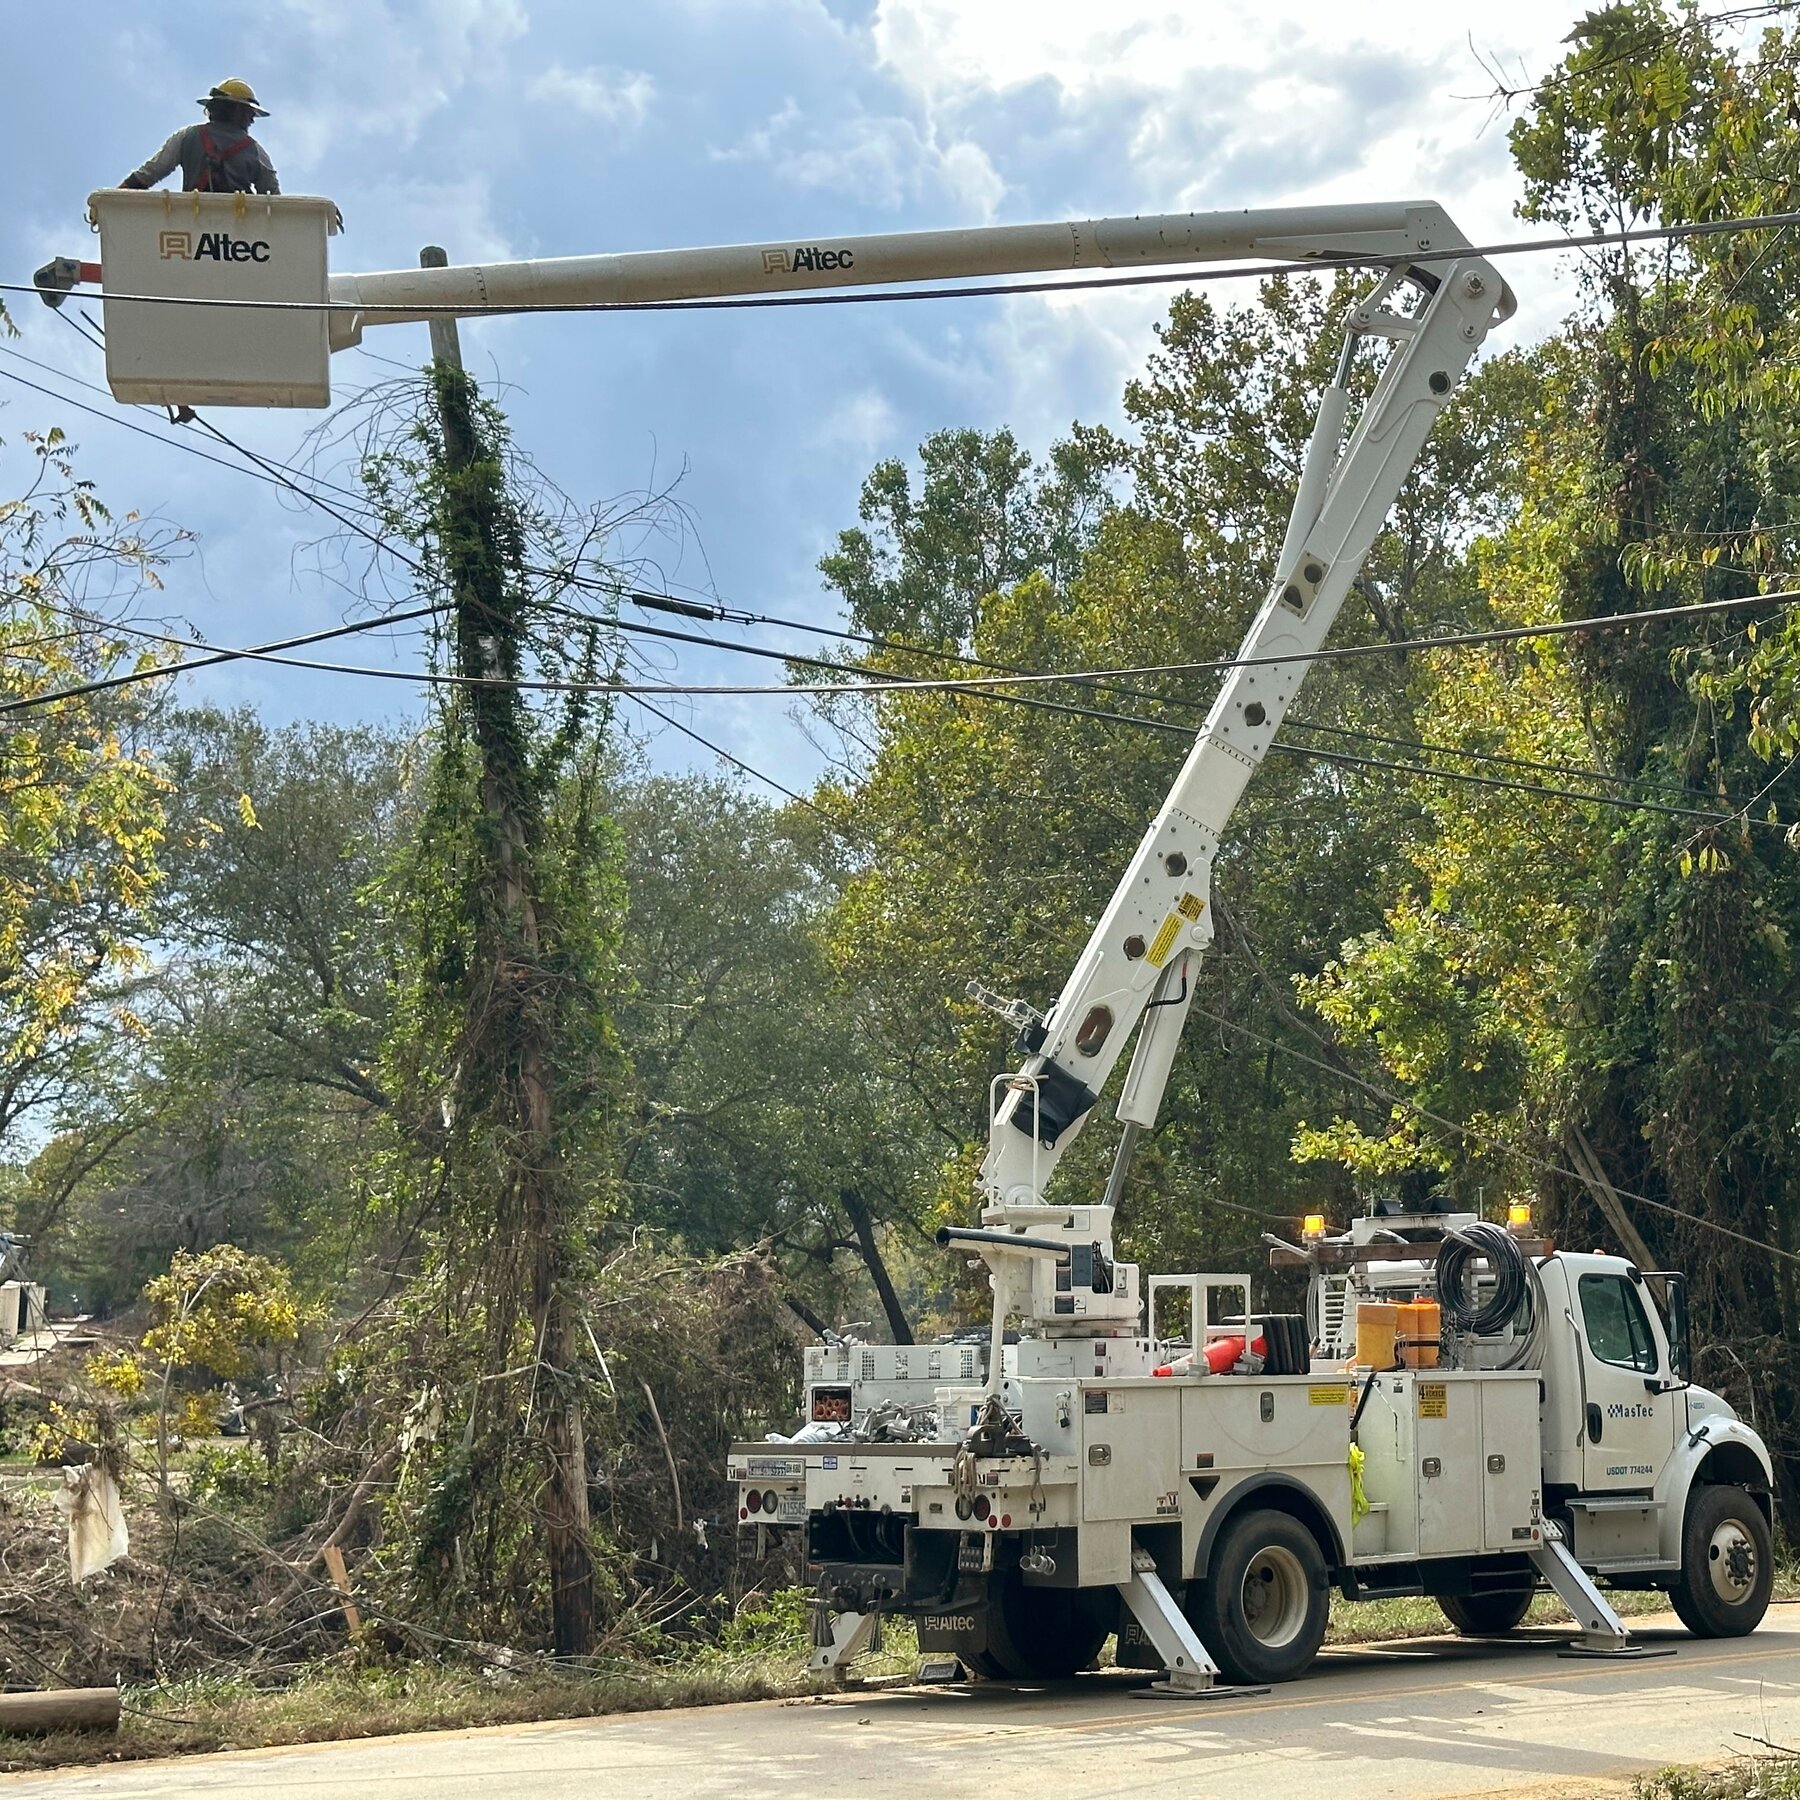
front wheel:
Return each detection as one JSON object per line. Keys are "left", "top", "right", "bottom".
{"left": 1187, "top": 1508, "right": 1330, "bottom": 1685}
{"left": 1671, "top": 1484, "right": 1772, "bottom": 1639}
{"left": 1437, "top": 1590, "right": 1535, "bottom": 1636}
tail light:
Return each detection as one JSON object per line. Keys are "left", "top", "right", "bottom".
{"left": 746, "top": 1489, "right": 763, "bottom": 1513}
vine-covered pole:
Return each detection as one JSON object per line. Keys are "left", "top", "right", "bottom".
{"left": 418, "top": 246, "right": 596, "bottom": 1656}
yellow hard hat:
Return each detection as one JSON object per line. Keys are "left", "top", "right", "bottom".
{"left": 198, "top": 78, "right": 269, "bottom": 118}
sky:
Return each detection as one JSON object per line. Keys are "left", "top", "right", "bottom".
{"left": 5, "top": 0, "right": 1617, "bottom": 795}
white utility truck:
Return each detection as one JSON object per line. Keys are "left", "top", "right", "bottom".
{"left": 37, "top": 188, "right": 1776, "bottom": 1695}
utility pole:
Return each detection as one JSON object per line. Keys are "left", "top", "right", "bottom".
{"left": 419, "top": 247, "right": 596, "bottom": 1657}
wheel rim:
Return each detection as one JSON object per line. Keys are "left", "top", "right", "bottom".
{"left": 1705, "top": 1519, "right": 1758, "bottom": 1606}
{"left": 1240, "top": 1543, "right": 1310, "bottom": 1649}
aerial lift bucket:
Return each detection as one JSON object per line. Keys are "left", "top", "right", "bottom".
{"left": 82, "top": 190, "right": 339, "bottom": 408}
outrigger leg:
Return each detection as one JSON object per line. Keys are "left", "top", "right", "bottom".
{"left": 1118, "top": 1544, "right": 1267, "bottom": 1700}
{"left": 808, "top": 1606, "right": 879, "bottom": 1675}
{"left": 1531, "top": 1525, "right": 1674, "bottom": 1659}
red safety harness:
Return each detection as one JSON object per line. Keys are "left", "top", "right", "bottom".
{"left": 195, "top": 126, "right": 257, "bottom": 192}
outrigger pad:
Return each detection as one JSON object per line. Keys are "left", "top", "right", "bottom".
{"left": 1556, "top": 1642, "right": 1677, "bottom": 1661}
{"left": 1132, "top": 1680, "right": 1272, "bottom": 1701}
{"left": 914, "top": 1658, "right": 965, "bottom": 1684}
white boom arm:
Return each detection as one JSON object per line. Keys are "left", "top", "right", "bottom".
{"left": 318, "top": 201, "right": 1496, "bottom": 346}
{"left": 975, "top": 231, "right": 1511, "bottom": 1222}
{"left": 325, "top": 198, "right": 1516, "bottom": 1223}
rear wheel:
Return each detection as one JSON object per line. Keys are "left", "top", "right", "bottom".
{"left": 1437, "top": 1590, "right": 1534, "bottom": 1636}
{"left": 967, "top": 1575, "right": 1110, "bottom": 1679}
{"left": 1187, "top": 1508, "right": 1330, "bottom": 1685}
{"left": 1671, "top": 1484, "right": 1772, "bottom": 1639}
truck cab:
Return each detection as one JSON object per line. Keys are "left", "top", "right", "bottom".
{"left": 1537, "top": 1253, "right": 1773, "bottom": 1633}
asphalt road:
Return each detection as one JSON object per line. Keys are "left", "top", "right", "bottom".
{"left": 8, "top": 1603, "right": 1799, "bottom": 1800}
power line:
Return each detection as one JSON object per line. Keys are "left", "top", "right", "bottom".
{"left": 187, "top": 412, "right": 422, "bottom": 574}
{"left": 607, "top": 584, "right": 1766, "bottom": 814}
{"left": 14, "top": 327, "right": 1794, "bottom": 813}
{"left": 626, "top": 694, "right": 856, "bottom": 833}
{"left": 0, "top": 602, "right": 444, "bottom": 717}
{"left": 17, "top": 207, "right": 1800, "bottom": 322}
{"left": 12, "top": 584, "right": 1797, "bottom": 837}
{"left": 580, "top": 602, "right": 1794, "bottom": 829}
{"left": 15, "top": 325, "right": 1794, "bottom": 830}
{"left": 0, "top": 353, "right": 361, "bottom": 498}
{"left": 1190, "top": 1002, "right": 1800, "bottom": 1268}
{"left": 401, "top": 587, "right": 1790, "bottom": 699}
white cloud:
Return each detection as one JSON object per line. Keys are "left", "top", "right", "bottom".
{"left": 529, "top": 63, "right": 656, "bottom": 130}
{"left": 808, "top": 387, "right": 901, "bottom": 461}
{"left": 274, "top": 0, "right": 530, "bottom": 158}
{"left": 716, "top": 99, "right": 1004, "bottom": 219}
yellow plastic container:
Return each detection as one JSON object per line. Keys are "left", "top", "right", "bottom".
{"left": 1354, "top": 1302, "right": 1398, "bottom": 1369}
{"left": 1396, "top": 1300, "right": 1441, "bottom": 1369}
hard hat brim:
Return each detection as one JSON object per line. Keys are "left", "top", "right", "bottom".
{"left": 197, "top": 93, "right": 270, "bottom": 118}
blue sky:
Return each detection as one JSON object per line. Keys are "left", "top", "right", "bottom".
{"left": 7, "top": 0, "right": 1609, "bottom": 793}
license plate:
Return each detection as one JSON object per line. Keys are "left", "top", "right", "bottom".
{"left": 776, "top": 1491, "right": 806, "bottom": 1524}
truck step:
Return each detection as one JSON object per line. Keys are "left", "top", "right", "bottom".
{"left": 1569, "top": 1495, "right": 1664, "bottom": 1513}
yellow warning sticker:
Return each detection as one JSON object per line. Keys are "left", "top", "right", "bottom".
{"left": 1145, "top": 913, "right": 1184, "bottom": 967}
{"left": 1308, "top": 1384, "right": 1349, "bottom": 1407}
{"left": 1177, "top": 891, "right": 1206, "bottom": 922}
{"left": 1418, "top": 1382, "right": 1448, "bottom": 1419}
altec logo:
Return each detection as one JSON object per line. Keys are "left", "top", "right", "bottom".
{"left": 159, "top": 230, "right": 271, "bottom": 263}
{"left": 761, "top": 245, "right": 856, "bottom": 274}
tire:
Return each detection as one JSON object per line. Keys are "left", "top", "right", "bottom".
{"left": 968, "top": 1576, "right": 1111, "bottom": 1680}
{"left": 1187, "top": 1507, "right": 1330, "bottom": 1685}
{"left": 1437, "top": 1590, "right": 1534, "bottom": 1637}
{"left": 1670, "top": 1484, "right": 1773, "bottom": 1639}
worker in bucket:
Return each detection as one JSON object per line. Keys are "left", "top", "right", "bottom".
{"left": 118, "top": 79, "right": 280, "bottom": 196}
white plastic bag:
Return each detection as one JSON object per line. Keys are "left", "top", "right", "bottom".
{"left": 52, "top": 1463, "right": 129, "bottom": 1583}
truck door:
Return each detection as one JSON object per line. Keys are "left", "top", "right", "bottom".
{"left": 1571, "top": 1268, "right": 1678, "bottom": 1493}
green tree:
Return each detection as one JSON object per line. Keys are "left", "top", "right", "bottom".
{"left": 612, "top": 769, "right": 938, "bottom": 1339}
{"left": 0, "top": 423, "right": 176, "bottom": 1221}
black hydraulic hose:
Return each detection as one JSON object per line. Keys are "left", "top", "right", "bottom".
{"left": 1435, "top": 1220, "right": 1529, "bottom": 1335}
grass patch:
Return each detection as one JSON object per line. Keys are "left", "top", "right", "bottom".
{"left": 1634, "top": 1755, "right": 1800, "bottom": 1800}
{"left": 0, "top": 1655, "right": 844, "bottom": 1776}
{"left": 1325, "top": 1587, "right": 1673, "bottom": 1645}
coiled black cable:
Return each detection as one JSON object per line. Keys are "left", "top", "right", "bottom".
{"left": 1435, "top": 1220, "right": 1530, "bottom": 1335}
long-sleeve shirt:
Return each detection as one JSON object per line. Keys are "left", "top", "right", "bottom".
{"left": 121, "top": 124, "right": 280, "bottom": 195}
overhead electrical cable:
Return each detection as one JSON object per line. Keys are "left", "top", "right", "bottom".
{"left": 12, "top": 334, "right": 1794, "bottom": 822}
{"left": 437, "top": 587, "right": 1794, "bottom": 697}
{"left": 600, "top": 586, "right": 1765, "bottom": 814}
{"left": 14, "top": 319, "right": 1795, "bottom": 832}
{"left": 0, "top": 602, "right": 444, "bottom": 717}
{"left": 1190, "top": 1003, "right": 1800, "bottom": 1268}
{"left": 14, "top": 207, "right": 1800, "bottom": 320}
{"left": 568, "top": 603, "right": 1794, "bottom": 829}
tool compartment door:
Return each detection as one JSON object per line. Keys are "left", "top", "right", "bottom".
{"left": 1081, "top": 1385, "right": 1180, "bottom": 1521}
{"left": 1479, "top": 1374, "right": 1542, "bottom": 1552}
{"left": 1414, "top": 1376, "right": 1481, "bottom": 1556}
